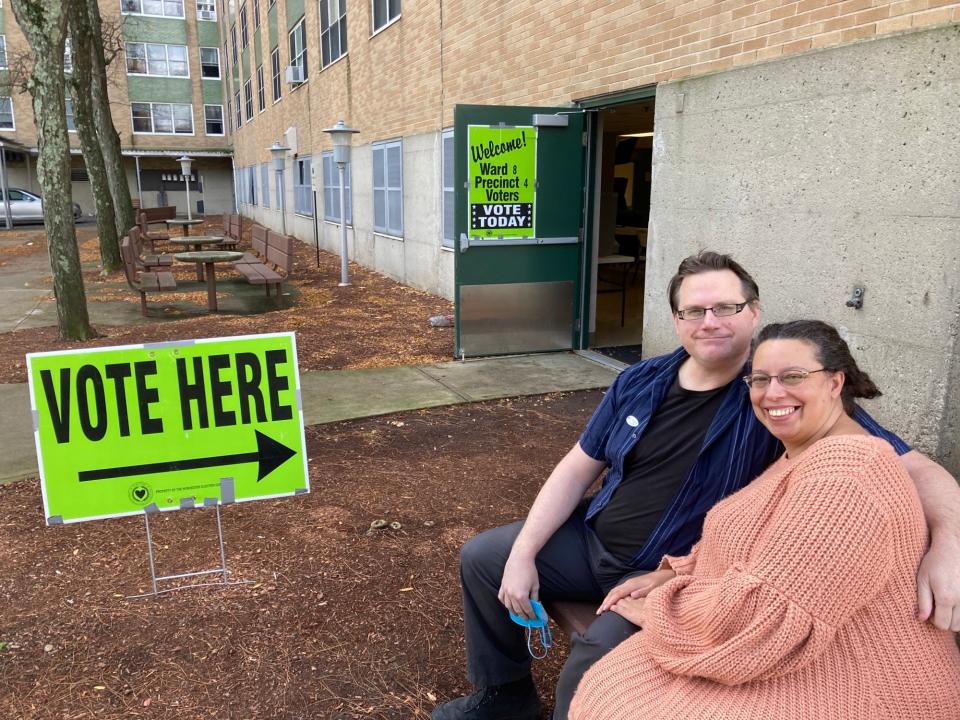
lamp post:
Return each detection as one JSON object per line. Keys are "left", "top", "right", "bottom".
{"left": 0, "top": 141, "right": 10, "bottom": 230}
{"left": 177, "top": 155, "right": 194, "bottom": 220}
{"left": 270, "top": 141, "right": 290, "bottom": 235}
{"left": 322, "top": 120, "right": 359, "bottom": 287}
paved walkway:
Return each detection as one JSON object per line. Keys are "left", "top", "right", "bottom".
{"left": 0, "top": 351, "right": 622, "bottom": 485}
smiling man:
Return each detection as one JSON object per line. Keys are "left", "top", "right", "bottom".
{"left": 432, "top": 251, "right": 960, "bottom": 720}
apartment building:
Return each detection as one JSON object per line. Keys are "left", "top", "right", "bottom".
{"left": 0, "top": 0, "right": 233, "bottom": 216}
{"left": 224, "top": 0, "right": 960, "bottom": 469}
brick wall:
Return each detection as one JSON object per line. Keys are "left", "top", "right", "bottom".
{"left": 228, "top": 0, "right": 960, "bottom": 170}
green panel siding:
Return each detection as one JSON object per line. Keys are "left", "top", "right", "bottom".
{"left": 0, "top": 8, "right": 5, "bottom": 33}
{"left": 122, "top": 16, "right": 188, "bottom": 44}
{"left": 241, "top": 48, "right": 251, "bottom": 81}
{"left": 202, "top": 82, "right": 223, "bottom": 104}
{"left": 268, "top": 4, "right": 279, "bottom": 49}
{"left": 286, "top": 0, "right": 304, "bottom": 30}
{"left": 197, "top": 22, "right": 221, "bottom": 47}
{"left": 126, "top": 76, "right": 193, "bottom": 103}
{"left": 254, "top": 29, "right": 262, "bottom": 59}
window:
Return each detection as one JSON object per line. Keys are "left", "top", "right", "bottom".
{"left": 63, "top": 38, "right": 73, "bottom": 73}
{"left": 288, "top": 18, "right": 308, "bottom": 83}
{"left": 234, "top": 90, "right": 242, "bottom": 128}
{"left": 0, "top": 36, "right": 6, "bottom": 69}
{"left": 230, "top": 25, "right": 237, "bottom": 65}
{"left": 253, "top": 0, "right": 260, "bottom": 29}
{"left": 372, "top": 139, "right": 402, "bottom": 236}
{"left": 243, "top": 79, "right": 253, "bottom": 121}
{"left": 256, "top": 64, "right": 265, "bottom": 112}
{"left": 120, "top": 0, "right": 185, "bottom": 18}
{"left": 372, "top": 0, "right": 400, "bottom": 32}
{"left": 270, "top": 47, "right": 281, "bottom": 102}
{"left": 200, "top": 47, "right": 220, "bottom": 78}
{"left": 293, "top": 156, "right": 313, "bottom": 216}
{"left": 196, "top": 0, "right": 216, "bottom": 21}
{"left": 247, "top": 166, "right": 257, "bottom": 206}
{"left": 322, "top": 151, "right": 352, "bottom": 224}
{"left": 126, "top": 43, "right": 189, "bottom": 77}
{"left": 260, "top": 163, "right": 270, "bottom": 208}
{"left": 239, "top": 3, "right": 248, "bottom": 49}
{"left": 0, "top": 97, "right": 15, "bottom": 130}
{"left": 130, "top": 102, "right": 193, "bottom": 134}
{"left": 441, "top": 128, "right": 454, "bottom": 248}
{"left": 65, "top": 97, "right": 76, "bottom": 132}
{"left": 204, "top": 104, "right": 224, "bottom": 135}
{"left": 320, "top": 0, "right": 347, "bottom": 68}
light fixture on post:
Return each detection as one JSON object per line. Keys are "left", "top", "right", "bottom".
{"left": 270, "top": 140, "right": 290, "bottom": 235}
{"left": 176, "top": 155, "right": 194, "bottom": 221}
{"left": 322, "top": 120, "right": 359, "bottom": 287}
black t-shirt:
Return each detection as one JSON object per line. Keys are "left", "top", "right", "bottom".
{"left": 591, "top": 377, "right": 732, "bottom": 563}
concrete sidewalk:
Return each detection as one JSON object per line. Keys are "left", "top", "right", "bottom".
{"left": 0, "top": 351, "right": 621, "bottom": 485}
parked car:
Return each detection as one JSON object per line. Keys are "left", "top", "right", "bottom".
{"left": 0, "top": 188, "right": 83, "bottom": 224}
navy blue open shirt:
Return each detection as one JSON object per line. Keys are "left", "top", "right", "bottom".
{"left": 578, "top": 347, "right": 910, "bottom": 570}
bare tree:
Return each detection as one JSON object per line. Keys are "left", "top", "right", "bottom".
{"left": 10, "top": 0, "right": 95, "bottom": 340}
{"left": 85, "top": 0, "right": 135, "bottom": 240}
{"left": 68, "top": 2, "right": 121, "bottom": 273}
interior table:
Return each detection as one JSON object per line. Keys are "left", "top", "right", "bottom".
{"left": 169, "top": 236, "right": 225, "bottom": 280}
{"left": 173, "top": 250, "right": 244, "bottom": 311}
{"left": 597, "top": 254, "right": 638, "bottom": 327}
{"left": 167, "top": 218, "right": 205, "bottom": 237}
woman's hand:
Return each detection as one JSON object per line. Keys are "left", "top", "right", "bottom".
{"left": 611, "top": 596, "right": 648, "bottom": 626}
{"left": 498, "top": 552, "right": 540, "bottom": 620}
{"left": 597, "top": 569, "right": 676, "bottom": 614}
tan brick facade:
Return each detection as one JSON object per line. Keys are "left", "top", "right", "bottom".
{"left": 228, "top": 0, "right": 960, "bottom": 167}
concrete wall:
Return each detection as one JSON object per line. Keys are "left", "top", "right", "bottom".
{"left": 643, "top": 25, "right": 960, "bottom": 469}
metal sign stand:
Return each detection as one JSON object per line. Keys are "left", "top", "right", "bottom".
{"left": 127, "top": 503, "right": 252, "bottom": 599}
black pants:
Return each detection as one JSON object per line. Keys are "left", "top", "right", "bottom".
{"left": 458, "top": 509, "right": 643, "bottom": 720}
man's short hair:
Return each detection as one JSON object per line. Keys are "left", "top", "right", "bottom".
{"left": 667, "top": 250, "right": 760, "bottom": 313}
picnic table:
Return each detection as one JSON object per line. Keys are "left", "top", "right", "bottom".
{"left": 168, "top": 218, "right": 205, "bottom": 237}
{"left": 170, "top": 236, "right": 225, "bottom": 280}
{"left": 173, "top": 250, "right": 244, "bottom": 311}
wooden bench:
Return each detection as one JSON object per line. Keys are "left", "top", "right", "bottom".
{"left": 119, "top": 236, "right": 178, "bottom": 316}
{"left": 233, "top": 228, "right": 294, "bottom": 306}
{"left": 140, "top": 205, "right": 176, "bottom": 228}
{"left": 544, "top": 600, "right": 599, "bottom": 638}
{"left": 221, "top": 212, "right": 241, "bottom": 250}
{"left": 128, "top": 226, "right": 173, "bottom": 271}
{"left": 137, "top": 210, "right": 171, "bottom": 250}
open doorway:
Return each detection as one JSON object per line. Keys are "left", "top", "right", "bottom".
{"left": 588, "top": 98, "right": 654, "bottom": 364}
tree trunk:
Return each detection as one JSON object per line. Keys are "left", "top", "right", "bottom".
{"left": 85, "top": 0, "right": 135, "bottom": 239}
{"left": 10, "top": 0, "right": 95, "bottom": 340}
{"left": 67, "top": 5, "right": 120, "bottom": 273}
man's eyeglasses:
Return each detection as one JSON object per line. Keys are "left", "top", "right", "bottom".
{"left": 742, "top": 368, "right": 832, "bottom": 389}
{"left": 676, "top": 302, "right": 749, "bottom": 321}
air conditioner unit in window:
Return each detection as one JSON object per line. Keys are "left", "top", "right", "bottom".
{"left": 198, "top": 9, "right": 215, "bottom": 20}
{"left": 285, "top": 65, "right": 304, "bottom": 84}
{"left": 121, "top": 0, "right": 138, "bottom": 11}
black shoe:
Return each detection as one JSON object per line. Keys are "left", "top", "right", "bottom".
{"left": 431, "top": 677, "right": 542, "bottom": 720}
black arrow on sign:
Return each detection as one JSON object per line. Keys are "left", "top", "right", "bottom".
{"left": 77, "top": 430, "right": 297, "bottom": 483}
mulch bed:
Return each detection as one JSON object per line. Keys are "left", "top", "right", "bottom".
{"left": 0, "top": 391, "right": 602, "bottom": 719}
{"left": 0, "top": 220, "right": 600, "bottom": 718}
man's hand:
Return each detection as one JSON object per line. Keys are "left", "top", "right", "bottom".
{"left": 597, "top": 569, "right": 676, "bottom": 614}
{"left": 917, "top": 534, "right": 960, "bottom": 631}
{"left": 498, "top": 552, "right": 540, "bottom": 621}
{"left": 610, "top": 596, "right": 647, "bottom": 626}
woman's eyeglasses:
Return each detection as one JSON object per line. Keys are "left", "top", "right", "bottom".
{"left": 742, "top": 368, "right": 831, "bottom": 389}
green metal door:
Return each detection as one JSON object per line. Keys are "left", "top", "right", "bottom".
{"left": 454, "top": 104, "right": 586, "bottom": 358}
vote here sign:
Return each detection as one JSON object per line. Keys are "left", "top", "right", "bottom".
{"left": 26, "top": 333, "right": 308, "bottom": 525}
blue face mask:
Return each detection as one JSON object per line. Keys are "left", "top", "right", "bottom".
{"left": 508, "top": 599, "right": 554, "bottom": 660}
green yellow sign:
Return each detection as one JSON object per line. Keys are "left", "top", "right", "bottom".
{"left": 27, "top": 333, "right": 308, "bottom": 525}
{"left": 468, "top": 125, "right": 537, "bottom": 239}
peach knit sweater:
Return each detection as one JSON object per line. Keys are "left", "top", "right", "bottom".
{"left": 570, "top": 436, "right": 960, "bottom": 720}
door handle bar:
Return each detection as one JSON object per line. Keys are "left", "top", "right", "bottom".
{"left": 459, "top": 234, "right": 579, "bottom": 253}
